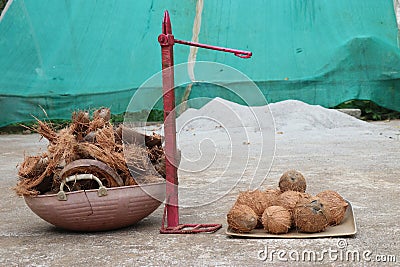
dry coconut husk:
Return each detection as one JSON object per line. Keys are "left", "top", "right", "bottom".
{"left": 279, "top": 170, "right": 307, "bottom": 192}
{"left": 36, "top": 119, "right": 57, "bottom": 144}
{"left": 18, "top": 153, "right": 49, "bottom": 178}
{"left": 148, "top": 145, "right": 166, "bottom": 178}
{"left": 70, "top": 111, "right": 90, "bottom": 141}
{"left": 87, "top": 117, "right": 108, "bottom": 133}
{"left": 76, "top": 142, "right": 134, "bottom": 185}
{"left": 15, "top": 127, "right": 81, "bottom": 196}
{"left": 154, "top": 154, "right": 166, "bottom": 178}
{"left": 93, "top": 107, "right": 111, "bottom": 122}
{"left": 261, "top": 206, "right": 292, "bottom": 234}
{"left": 15, "top": 152, "right": 52, "bottom": 196}
{"left": 316, "top": 190, "right": 348, "bottom": 225}
{"left": 14, "top": 107, "right": 165, "bottom": 196}
{"left": 125, "top": 143, "right": 158, "bottom": 177}
{"left": 95, "top": 126, "right": 117, "bottom": 152}
{"left": 294, "top": 197, "right": 331, "bottom": 233}
{"left": 51, "top": 128, "right": 80, "bottom": 165}
{"left": 227, "top": 204, "right": 258, "bottom": 233}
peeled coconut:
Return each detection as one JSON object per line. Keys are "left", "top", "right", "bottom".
{"left": 261, "top": 206, "right": 291, "bottom": 234}
{"left": 317, "top": 190, "right": 349, "bottom": 225}
{"left": 294, "top": 197, "right": 330, "bottom": 233}
{"left": 235, "top": 190, "right": 268, "bottom": 217}
{"left": 279, "top": 170, "right": 307, "bottom": 192}
{"left": 227, "top": 204, "right": 258, "bottom": 233}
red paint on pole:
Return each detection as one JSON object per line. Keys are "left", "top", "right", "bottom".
{"left": 158, "top": 10, "right": 179, "bottom": 228}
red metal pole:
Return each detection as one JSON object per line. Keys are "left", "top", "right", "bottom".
{"left": 158, "top": 10, "right": 251, "bottom": 233}
{"left": 158, "top": 10, "right": 179, "bottom": 228}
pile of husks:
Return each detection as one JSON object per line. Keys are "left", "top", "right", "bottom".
{"left": 15, "top": 108, "right": 165, "bottom": 196}
{"left": 227, "top": 170, "right": 349, "bottom": 234}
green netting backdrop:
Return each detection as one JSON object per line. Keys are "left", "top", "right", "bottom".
{"left": 0, "top": 0, "right": 399, "bottom": 126}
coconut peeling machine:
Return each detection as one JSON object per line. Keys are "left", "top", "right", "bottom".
{"left": 158, "top": 10, "right": 252, "bottom": 234}
{"left": 23, "top": 10, "right": 252, "bottom": 234}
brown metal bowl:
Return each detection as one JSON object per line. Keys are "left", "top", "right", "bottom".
{"left": 24, "top": 175, "right": 165, "bottom": 232}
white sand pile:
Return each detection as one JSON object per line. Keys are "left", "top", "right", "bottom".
{"left": 176, "top": 97, "right": 273, "bottom": 131}
{"left": 268, "top": 100, "right": 374, "bottom": 132}
{"left": 176, "top": 97, "right": 376, "bottom": 134}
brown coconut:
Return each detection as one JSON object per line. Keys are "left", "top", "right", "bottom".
{"left": 235, "top": 190, "right": 267, "bottom": 217}
{"left": 279, "top": 170, "right": 307, "bottom": 192}
{"left": 316, "top": 190, "right": 348, "bottom": 225}
{"left": 263, "top": 188, "right": 281, "bottom": 207}
{"left": 227, "top": 204, "right": 258, "bottom": 233}
{"left": 261, "top": 206, "right": 291, "bottom": 234}
{"left": 277, "top": 190, "right": 311, "bottom": 214}
{"left": 294, "top": 197, "right": 330, "bottom": 233}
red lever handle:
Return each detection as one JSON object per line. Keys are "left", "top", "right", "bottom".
{"left": 234, "top": 53, "right": 252, "bottom": 59}
{"left": 174, "top": 39, "right": 252, "bottom": 58}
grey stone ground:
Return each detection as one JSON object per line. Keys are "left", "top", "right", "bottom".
{"left": 0, "top": 120, "right": 399, "bottom": 266}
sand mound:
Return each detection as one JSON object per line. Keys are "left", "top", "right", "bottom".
{"left": 176, "top": 97, "right": 376, "bottom": 134}
{"left": 268, "top": 100, "right": 374, "bottom": 132}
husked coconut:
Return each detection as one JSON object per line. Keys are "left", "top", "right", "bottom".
{"left": 261, "top": 206, "right": 291, "bottom": 234}
{"left": 227, "top": 204, "right": 258, "bottom": 233}
{"left": 317, "top": 190, "right": 348, "bottom": 225}
{"left": 294, "top": 197, "right": 331, "bottom": 233}
{"left": 279, "top": 170, "right": 307, "bottom": 192}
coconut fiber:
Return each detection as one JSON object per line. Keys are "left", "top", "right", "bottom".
{"left": 15, "top": 108, "right": 165, "bottom": 196}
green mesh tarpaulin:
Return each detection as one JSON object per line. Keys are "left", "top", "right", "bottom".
{"left": 0, "top": 0, "right": 399, "bottom": 126}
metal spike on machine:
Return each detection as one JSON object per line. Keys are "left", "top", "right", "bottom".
{"left": 158, "top": 10, "right": 252, "bottom": 234}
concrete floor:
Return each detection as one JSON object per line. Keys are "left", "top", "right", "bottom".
{"left": 0, "top": 120, "right": 399, "bottom": 266}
